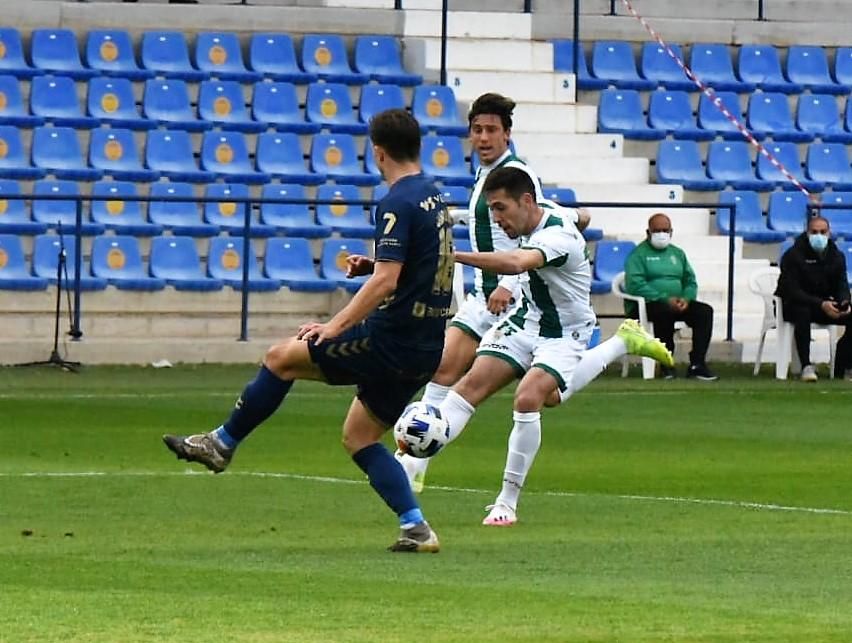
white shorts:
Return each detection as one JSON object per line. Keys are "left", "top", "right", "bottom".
{"left": 449, "top": 292, "right": 511, "bottom": 341}
{"left": 475, "top": 319, "right": 590, "bottom": 392}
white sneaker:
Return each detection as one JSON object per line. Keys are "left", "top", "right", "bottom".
{"left": 801, "top": 365, "right": 818, "bottom": 382}
{"left": 482, "top": 503, "right": 517, "bottom": 527}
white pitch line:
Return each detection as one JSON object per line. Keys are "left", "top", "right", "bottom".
{"left": 1, "top": 470, "right": 850, "bottom": 517}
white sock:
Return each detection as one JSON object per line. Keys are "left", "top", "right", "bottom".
{"left": 495, "top": 411, "right": 541, "bottom": 510}
{"left": 441, "top": 390, "right": 476, "bottom": 443}
{"left": 560, "top": 336, "right": 627, "bottom": 404}
{"left": 421, "top": 381, "right": 451, "bottom": 406}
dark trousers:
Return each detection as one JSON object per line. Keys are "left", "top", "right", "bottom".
{"left": 781, "top": 302, "right": 852, "bottom": 375}
{"left": 630, "top": 300, "right": 714, "bottom": 366}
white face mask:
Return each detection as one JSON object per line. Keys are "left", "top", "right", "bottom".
{"left": 649, "top": 231, "right": 671, "bottom": 250}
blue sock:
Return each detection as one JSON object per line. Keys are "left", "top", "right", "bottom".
{"left": 352, "top": 443, "right": 424, "bottom": 527}
{"left": 218, "top": 366, "right": 293, "bottom": 445}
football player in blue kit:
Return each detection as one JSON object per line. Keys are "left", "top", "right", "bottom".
{"left": 163, "top": 109, "right": 454, "bottom": 552}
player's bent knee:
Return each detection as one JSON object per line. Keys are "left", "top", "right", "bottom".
{"left": 263, "top": 338, "right": 309, "bottom": 379}
{"left": 514, "top": 389, "right": 547, "bottom": 413}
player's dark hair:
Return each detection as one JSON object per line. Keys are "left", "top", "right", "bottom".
{"left": 369, "top": 108, "right": 421, "bottom": 163}
{"left": 468, "top": 92, "right": 515, "bottom": 131}
{"left": 483, "top": 166, "right": 536, "bottom": 202}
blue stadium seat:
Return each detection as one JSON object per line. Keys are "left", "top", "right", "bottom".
{"left": 0, "top": 180, "right": 45, "bottom": 234}
{"left": 320, "top": 237, "right": 370, "bottom": 292}
{"left": 89, "top": 128, "right": 159, "bottom": 182}
{"left": 368, "top": 183, "right": 388, "bottom": 223}
{"left": 590, "top": 41, "right": 656, "bottom": 90}
{"left": 32, "top": 180, "right": 104, "bottom": 235}
{"left": 0, "top": 75, "right": 44, "bottom": 127}
{"left": 195, "top": 32, "right": 261, "bottom": 83}
{"left": 208, "top": 236, "right": 279, "bottom": 291}
{"left": 264, "top": 237, "right": 336, "bottom": 292}
{"left": 806, "top": 143, "right": 852, "bottom": 189}
{"left": 0, "top": 233, "right": 48, "bottom": 290}
{"left": 593, "top": 240, "right": 636, "bottom": 293}
{"left": 198, "top": 80, "right": 265, "bottom": 133}
{"left": 698, "top": 91, "right": 750, "bottom": 140}
{"left": 255, "top": 132, "right": 326, "bottom": 185}
{"left": 32, "top": 126, "right": 104, "bottom": 181}
{"left": 260, "top": 183, "right": 331, "bottom": 238}
{"left": 839, "top": 242, "right": 852, "bottom": 279}
{"left": 833, "top": 48, "right": 852, "bottom": 88}
{"left": 656, "top": 140, "right": 725, "bottom": 191}
{"left": 437, "top": 185, "right": 469, "bottom": 239}
{"left": 141, "top": 31, "right": 207, "bottom": 81}
{"left": 30, "top": 29, "right": 97, "bottom": 80}
{"left": 85, "top": 30, "right": 153, "bottom": 81}
{"left": 92, "top": 235, "right": 166, "bottom": 291}
{"left": 820, "top": 192, "right": 852, "bottom": 239}
{"left": 738, "top": 45, "right": 801, "bottom": 94}
{"left": 148, "top": 182, "right": 217, "bottom": 236}
{"left": 87, "top": 77, "right": 153, "bottom": 130}
{"left": 786, "top": 46, "right": 849, "bottom": 95}
{"left": 248, "top": 33, "right": 316, "bottom": 84}
{"left": 363, "top": 140, "right": 381, "bottom": 178}
{"left": 767, "top": 191, "right": 809, "bottom": 236}
{"left": 689, "top": 43, "right": 754, "bottom": 92}
{"left": 707, "top": 141, "right": 773, "bottom": 191}
{"left": 311, "top": 133, "right": 379, "bottom": 185}
{"left": 149, "top": 235, "right": 223, "bottom": 291}
{"left": 203, "top": 182, "right": 275, "bottom": 237}
{"left": 145, "top": 129, "right": 216, "bottom": 183}
{"left": 32, "top": 233, "right": 107, "bottom": 290}
{"left": 91, "top": 180, "right": 162, "bottom": 236}
{"left": 598, "top": 89, "right": 665, "bottom": 140}
{"left": 756, "top": 142, "right": 823, "bottom": 192}
{"left": 316, "top": 184, "right": 374, "bottom": 238}
{"left": 421, "top": 136, "right": 475, "bottom": 187}
{"left": 301, "top": 34, "right": 368, "bottom": 85}
{"left": 359, "top": 83, "right": 406, "bottom": 125}
{"left": 0, "top": 28, "right": 41, "bottom": 79}
{"left": 306, "top": 82, "right": 367, "bottom": 134}
{"left": 747, "top": 92, "right": 813, "bottom": 143}
{"left": 717, "top": 190, "right": 786, "bottom": 242}
{"left": 30, "top": 75, "right": 99, "bottom": 128}
{"left": 143, "top": 79, "right": 211, "bottom": 132}
{"left": 354, "top": 35, "right": 422, "bottom": 86}
{"left": 797, "top": 94, "right": 852, "bottom": 144}
{"left": 200, "top": 131, "right": 270, "bottom": 184}
{"left": 640, "top": 43, "right": 694, "bottom": 91}
{"left": 252, "top": 81, "right": 320, "bottom": 134}
{"left": 648, "top": 90, "right": 714, "bottom": 141}
{"left": 453, "top": 236, "right": 475, "bottom": 293}
{"left": 542, "top": 187, "right": 576, "bottom": 205}
{"left": 411, "top": 85, "right": 468, "bottom": 136}
{"left": 0, "top": 125, "right": 46, "bottom": 179}
{"left": 551, "top": 40, "right": 607, "bottom": 90}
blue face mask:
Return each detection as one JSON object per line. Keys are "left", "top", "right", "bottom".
{"left": 808, "top": 233, "right": 829, "bottom": 252}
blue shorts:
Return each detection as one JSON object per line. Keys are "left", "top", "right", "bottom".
{"left": 307, "top": 324, "right": 442, "bottom": 427}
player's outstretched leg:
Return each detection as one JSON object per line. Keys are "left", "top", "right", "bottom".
{"left": 616, "top": 318, "right": 674, "bottom": 366}
{"left": 483, "top": 410, "right": 540, "bottom": 527}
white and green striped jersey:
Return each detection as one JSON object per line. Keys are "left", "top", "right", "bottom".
{"left": 508, "top": 201, "right": 596, "bottom": 338}
{"left": 468, "top": 149, "right": 544, "bottom": 300}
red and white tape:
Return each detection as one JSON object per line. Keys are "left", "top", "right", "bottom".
{"left": 618, "top": 0, "right": 819, "bottom": 204}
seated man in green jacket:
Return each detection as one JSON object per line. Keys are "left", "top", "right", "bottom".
{"left": 623, "top": 213, "right": 718, "bottom": 380}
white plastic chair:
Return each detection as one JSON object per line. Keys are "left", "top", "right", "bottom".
{"left": 747, "top": 266, "right": 837, "bottom": 379}
{"left": 611, "top": 271, "right": 657, "bottom": 379}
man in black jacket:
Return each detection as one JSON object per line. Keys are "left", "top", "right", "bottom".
{"left": 775, "top": 215, "right": 851, "bottom": 381}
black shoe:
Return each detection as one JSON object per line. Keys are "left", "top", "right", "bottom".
{"left": 660, "top": 365, "right": 677, "bottom": 380}
{"left": 686, "top": 364, "right": 719, "bottom": 381}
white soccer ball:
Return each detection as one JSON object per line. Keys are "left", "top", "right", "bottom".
{"left": 393, "top": 401, "right": 450, "bottom": 459}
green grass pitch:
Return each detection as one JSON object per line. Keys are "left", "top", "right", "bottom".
{"left": 1, "top": 364, "right": 851, "bottom": 642}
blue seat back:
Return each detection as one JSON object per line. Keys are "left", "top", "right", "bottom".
{"left": 738, "top": 45, "right": 785, "bottom": 85}
{"left": 198, "top": 79, "right": 251, "bottom": 122}
{"left": 31, "top": 75, "right": 82, "bottom": 118}
{"left": 0, "top": 125, "right": 29, "bottom": 168}
{"left": 90, "top": 128, "right": 142, "bottom": 171}
{"left": 748, "top": 92, "right": 795, "bottom": 131}
{"left": 807, "top": 143, "right": 852, "bottom": 182}
{"left": 542, "top": 187, "right": 577, "bottom": 206}
{"left": 249, "top": 33, "right": 301, "bottom": 76}
{"left": 768, "top": 192, "right": 808, "bottom": 234}
{"left": 690, "top": 43, "right": 737, "bottom": 84}
{"left": 91, "top": 180, "right": 143, "bottom": 223}
{"left": 834, "top": 48, "right": 852, "bottom": 85}
{"left": 302, "top": 34, "right": 353, "bottom": 77}
{"left": 0, "top": 233, "right": 28, "bottom": 277}
{"left": 85, "top": 30, "right": 139, "bottom": 74}
{"left": 255, "top": 132, "right": 309, "bottom": 174}
{"left": 252, "top": 81, "right": 300, "bottom": 121}
{"left": 440, "top": 185, "right": 469, "bottom": 207}
{"left": 201, "top": 131, "right": 254, "bottom": 173}
{"left": 421, "top": 136, "right": 467, "bottom": 175}
{"left": 648, "top": 90, "right": 694, "bottom": 130}
{"left": 757, "top": 142, "right": 803, "bottom": 181}
{"left": 412, "top": 84, "right": 463, "bottom": 129}
{"left": 195, "top": 32, "right": 248, "bottom": 76}
{"left": 311, "top": 133, "right": 361, "bottom": 174}
{"left": 552, "top": 40, "right": 591, "bottom": 76}
{"left": 657, "top": 140, "right": 706, "bottom": 181}
{"left": 88, "top": 77, "right": 139, "bottom": 120}
{"left": 260, "top": 183, "right": 310, "bottom": 223}
{"left": 31, "top": 29, "right": 85, "bottom": 72}
{"left": 321, "top": 237, "right": 370, "bottom": 281}
{"left": 141, "top": 31, "right": 195, "bottom": 75}
{"left": 33, "top": 179, "right": 80, "bottom": 225}
{"left": 354, "top": 36, "right": 405, "bottom": 75}
{"left": 786, "top": 46, "right": 832, "bottom": 85}
{"left": 146, "top": 129, "right": 197, "bottom": 173}
{"left": 208, "top": 236, "right": 264, "bottom": 280}
{"left": 0, "top": 28, "right": 29, "bottom": 74}
{"left": 0, "top": 75, "right": 27, "bottom": 116}
{"left": 92, "top": 235, "right": 147, "bottom": 279}
{"left": 359, "top": 83, "right": 405, "bottom": 123}
{"left": 594, "top": 240, "right": 636, "bottom": 283}
{"left": 591, "top": 41, "right": 641, "bottom": 82}
{"left": 32, "top": 126, "right": 86, "bottom": 171}
{"left": 698, "top": 91, "right": 742, "bottom": 132}
{"left": 150, "top": 235, "right": 205, "bottom": 279}
{"left": 204, "top": 183, "right": 249, "bottom": 227}
{"left": 264, "top": 237, "right": 317, "bottom": 279}
{"left": 149, "top": 182, "right": 199, "bottom": 224}
{"left": 640, "top": 43, "right": 688, "bottom": 84}
{"left": 306, "top": 82, "right": 356, "bottom": 125}
{"left": 718, "top": 190, "right": 764, "bottom": 233}
{"left": 0, "top": 180, "right": 26, "bottom": 220}
{"left": 797, "top": 94, "right": 843, "bottom": 135}
{"left": 144, "top": 78, "right": 195, "bottom": 121}
{"left": 599, "top": 89, "right": 646, "bottom": 130}
{"left": 708, "top": 141, "right": 755, "bottom": 181}
{"left": 316, "top": 183, "right": 366, "bottom": 227}
{"left": 33, "top": 233, "right": 91, "bottom": 279}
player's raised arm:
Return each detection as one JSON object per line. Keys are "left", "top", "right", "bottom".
{"left": 455, "top": 248, "right": 544, "bottom": 275}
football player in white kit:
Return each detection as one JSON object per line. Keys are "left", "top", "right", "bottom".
{"left": 428, "top": 166, "right": 673, "bottom": 525}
